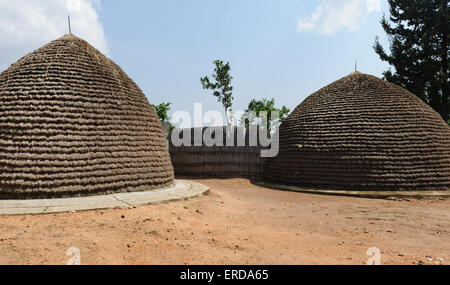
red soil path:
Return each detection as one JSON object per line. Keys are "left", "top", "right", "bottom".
{"left": 0, "top": 178, "right": 448, "bottom": 265}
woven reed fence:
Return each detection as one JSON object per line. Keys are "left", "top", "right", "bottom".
{"left": 169, "top": 126, "right": 266, "bottom": 178}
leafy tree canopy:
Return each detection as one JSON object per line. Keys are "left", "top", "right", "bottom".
{"left": 242, "top": 98, "right": 290, "bottom": 134}
{"left": 152, "top": 102, "right": 172, "bottom": 122}
{"left": 201, "top": 60, "right": 234, "bottom": 125}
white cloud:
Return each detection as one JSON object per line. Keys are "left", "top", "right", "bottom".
{"left": 297, "top": 0, "right": 381, "bottom": 34}
{"left": 0, "top": 0, "right": 108, "bottom": 71}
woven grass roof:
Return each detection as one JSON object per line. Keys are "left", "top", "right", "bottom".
{"left": 0, "top": 34, "right": 174, "bottom": 198}
{"left": 265, "top": 72, "right": 450, "bottom": 191}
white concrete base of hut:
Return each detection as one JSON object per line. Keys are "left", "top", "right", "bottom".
{"left": 0, "top": 180, "right": 209, "bottom": 215}
{"left": 254, "top": 181, "right": 450, "bottom": 199}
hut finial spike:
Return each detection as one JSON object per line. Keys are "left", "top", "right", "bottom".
{"left": 355, "top": 60, "right": 357, "bottom": 72}
{"left": 68, "top": 15, "right": 72, "bottom": 35}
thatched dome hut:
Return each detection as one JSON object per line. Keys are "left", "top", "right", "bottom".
{"left": 0, "top": 35, "right": 174, "bottom": 198}
{"left": 265, "top": 72, "right": 450, "bottom": 191}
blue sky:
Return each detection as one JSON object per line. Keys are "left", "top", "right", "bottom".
{"left": 98, "top": 0, "right": 390, "bottom": 122}
{"left": 0, "top": 0, "right": 391, "bottom": 125}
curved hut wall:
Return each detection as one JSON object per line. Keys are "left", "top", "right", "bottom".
{"left": 264, "top": 72, "right": 450, "bottom": 191}
{"left": 0, "top": 35, "right": 174, "bottom": 199}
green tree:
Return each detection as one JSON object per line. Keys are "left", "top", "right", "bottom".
{"left": 373, "top": 0, "right": 449, "bottom": 122}
{"left": 201, "top": 60, "right": 234, "bottom": 126}
{"left": 152, "top": 102, "right": 172, "bottom": 122}
{"left": 242, "top": 98, "right": 290, "bottom": 135}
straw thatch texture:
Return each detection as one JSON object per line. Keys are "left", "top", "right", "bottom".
{"left": 265, "top": 72, "right": 450, "bottom": 191}
{"left": 169, "top": 127, "right": 265, "bottom": 178}
{"left": 0, "top": 34, "right": 174, "bottom": 198}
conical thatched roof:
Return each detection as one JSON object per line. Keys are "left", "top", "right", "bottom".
{"left": 0, "top": 34, "right": 174, "bottom": 198}
{"left": 265, "top": 72, "right": 450, "bottom": 191}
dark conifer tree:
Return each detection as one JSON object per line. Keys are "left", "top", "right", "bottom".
{"left": 374, "top": 0, "right": 449, "bottom": 122}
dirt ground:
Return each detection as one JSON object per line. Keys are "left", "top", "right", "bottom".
{"left": 0, "top": 178, "right": 448, "bottom": 265}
